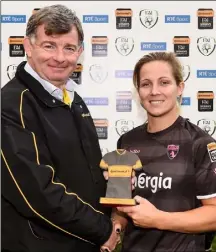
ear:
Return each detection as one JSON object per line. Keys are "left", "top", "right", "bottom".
{"left": 23, "top": 37, "right": 33, "bottom": 57}
{"left": 177, "top": 81, "right": 185, "bottom": 97}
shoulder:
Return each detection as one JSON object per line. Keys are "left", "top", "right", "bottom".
{"left": 120, "top": 124, "right": 145, "bottom": 142}
{"left": 2, "top": 78, "right": 39, "bottom": 128}
{"left": 182, "top": 119, "right": 216, "bottom": 155}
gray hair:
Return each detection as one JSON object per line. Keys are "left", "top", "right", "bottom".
{"left": 26, "top": 4, "right": 84, "bottom": 45}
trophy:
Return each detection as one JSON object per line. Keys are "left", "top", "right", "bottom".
{"left": 100, "top": 149, "right": 142, "bottom": 206}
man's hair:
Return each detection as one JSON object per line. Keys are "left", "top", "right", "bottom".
{"left": 26, "top": 4, "right": 84, "bottom": 45}
{"left": 133, "top": 52, "right": 183, "bottom": 89}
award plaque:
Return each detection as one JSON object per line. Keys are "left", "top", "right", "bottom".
{"left": 100, "top": 149, "right": 142, "bottom": 206}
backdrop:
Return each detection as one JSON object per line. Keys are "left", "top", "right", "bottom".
{"left": 1, "top": 1, "right": 216, "bottom": 154}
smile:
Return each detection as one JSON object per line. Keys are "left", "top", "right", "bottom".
{"left": 149, "top": 101, "right": 164, "bottom": 104}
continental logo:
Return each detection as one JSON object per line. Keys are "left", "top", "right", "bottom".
{"left": 75, "top": 64, "right": 83, "bottom": 72}
{"left": 197, "top": 9, "right": 214, "bottom": 17}
{"left": 108, "top": 165, "right": 132, "bottom": 177}
{"left": 207, "top": 142, "right": 216, "bottom": 151}
{"left": 197, "top": 92, "right": 214, "bottom": 99}
{"left": 8, "top": 37, "right": 24, "bottom": 44}
{"left": 115, "top": 9, "right": 133, "bottom": 17}
{"left": 173, "top": 36, "right": 190, "bottom": 44}
{"left": 91, "top": 36, "right": 108, "bottom": 44}
{"left": 93, "top": 119, "right": 108, "bottom": 127}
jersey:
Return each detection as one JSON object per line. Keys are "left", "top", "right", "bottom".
{"left": 100, "top": 150, "right": 142, "bottom": 199}
{"left": 117, "top": 116, "right": 216, "bottom": 252}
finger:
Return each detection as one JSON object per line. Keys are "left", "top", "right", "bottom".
{"left": 134, "top": 195, "right": 145, "bottom": 204}
{"left": 114, "top": 222, "right": 122, "bottom": 234}
{"left": 132, "top": 170, "right": 135, "bottom": 177}
{"left": 117, "top": 206, "right": 133, "bottom": 214}
{"left": 103, "top": 171, "right": 109, "bottom": 180}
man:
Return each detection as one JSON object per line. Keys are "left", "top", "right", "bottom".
{"left": 1, "top": 5, "right": 120, "bottom": 252}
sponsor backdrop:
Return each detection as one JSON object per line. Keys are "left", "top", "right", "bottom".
{"left": 1, "top": 1, "right": 216, "bottom": 154}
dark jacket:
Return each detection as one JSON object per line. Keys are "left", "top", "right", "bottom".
{"left": 1, "top": 62, "right": 112, "bottom": 252}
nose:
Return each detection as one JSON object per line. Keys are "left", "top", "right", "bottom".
{"left": 52, "top": 48, "right": 66, "bottom": 63}
{"left": 150, "top": 83, "right": 161, "bottom": 95}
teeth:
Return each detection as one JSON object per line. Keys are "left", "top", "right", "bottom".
{"left": 150, "top": 101, "right": 163, "bottom": 104}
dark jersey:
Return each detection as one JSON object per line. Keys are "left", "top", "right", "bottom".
{"left": 100, "top": 150, "right": 142, "bottom": 198}
{"left": 117, "top": 116, "right": 216, "bottom": 252}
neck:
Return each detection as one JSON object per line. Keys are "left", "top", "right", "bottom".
{"left": 147, "top": 106, "right": 179, "bottom": 133}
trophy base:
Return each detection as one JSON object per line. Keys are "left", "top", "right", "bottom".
{"left": 100, "top": 197, "right": 136, "bottom": 206}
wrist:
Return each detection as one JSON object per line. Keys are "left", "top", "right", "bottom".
{"left": 155, "top": 210, "right": 170, "bottom": 230}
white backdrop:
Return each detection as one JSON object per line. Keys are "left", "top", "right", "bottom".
{"left": 1, "top": 1, "right": 216, "bottom": 153}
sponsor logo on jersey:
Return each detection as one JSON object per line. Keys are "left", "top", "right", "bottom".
{"left": 167, "top": 145, "right": 179, "bottom": 159}
{"left": 129, "top": 149, "right": 140, "bottom": 154}
{"left": 140, "top": 9, "right": 158, "bottom": 28}
{"left": 207, "top": 142, "right": 216, "bottom": 162}
{"left": 135, "top": 172, "right": 172, "bottom": 193}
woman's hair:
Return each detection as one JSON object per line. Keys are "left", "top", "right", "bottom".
{"left": 26, "top": 4, "right": 84, "bottom": 45}
{"left": 133, "top": 52, "right": 183, "bottom": 89}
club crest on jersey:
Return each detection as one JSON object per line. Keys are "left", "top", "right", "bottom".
{"left": 167, "top": 145, "right": 179, "bottom": 159}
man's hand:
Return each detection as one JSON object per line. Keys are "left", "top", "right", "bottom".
{"left": 117, "top": 195, "right": 162, "bottom": 229}
{"left": 100, "top": 220, "right": 121, "bottom": 252}
{"left": 103, "top": 170, "right": 136, "bottom": 190}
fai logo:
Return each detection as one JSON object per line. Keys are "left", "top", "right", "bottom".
{"left": 167, "top": 145, "right": 179, "bottom": 159}
{"left": 7, "top": 64, "right": 17, "bottom": 80}
{"left": 89, "top": 64, "right": 108, "bottom": 83}
{"left": 115, "top": 37, "right": 134, "bottom": 56}
{"left": 197, "top": 119, "right": 216, "bottom": 136}
{"left": 115, "top": 119, "right": 134, "bottom": 136}
{"left": 182, "top": 65, "right": 190, "bottom": 82}
{"left": 140, "top": 9, "right": 158, "bottom": 29}
{"left": 197, "top": 37, "right": 216, "bottom": 56}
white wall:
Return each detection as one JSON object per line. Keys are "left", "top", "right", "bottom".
{"left": 1, "top": 1, "right": 216, "bottom": 153}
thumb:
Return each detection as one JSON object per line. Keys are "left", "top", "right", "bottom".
{"left": 134, "top": 195, "right": 145, "bottom": 204}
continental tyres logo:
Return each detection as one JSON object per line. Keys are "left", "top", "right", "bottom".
{"left": 91, "top": 36, "right": 108, "bottom": 57}
{"left": 197, "top": 8, "right": 214, "bottom": 29}
{"left": 173, "top": 36, "right": 190, "bottom": 57}
{"left": 8, "top": 36, "right": 25, "bottom": 57}
{"left": 197, "top": 91, "right": 214, "bottom": 112}
{"left": 93, "top": 119, "right": 108, "bottom": 139}
{"left": 116, "top": 8, "right": 132, "bottom": 29}
{"left": 70, "top": 64, "right": 83, "bottom": 85}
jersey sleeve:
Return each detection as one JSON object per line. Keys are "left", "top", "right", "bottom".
{"left": 131, "top": 153, "right": 142, "bottom": 170}
{"left": 193, "top": 136, "right": 216, "bottom": 200}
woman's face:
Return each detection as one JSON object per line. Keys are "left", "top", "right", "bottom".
{"left": 138, "top": 60, "right": 184, "bottom": 118}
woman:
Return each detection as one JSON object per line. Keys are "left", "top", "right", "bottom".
{"left": 113, "top": 52, "right": 216, "bottom": 252}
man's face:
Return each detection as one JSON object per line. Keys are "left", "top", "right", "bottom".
{"left": 24, "top": 24, "right": 83, "bottom": 87}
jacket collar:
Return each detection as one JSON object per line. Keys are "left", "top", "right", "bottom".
{"left": 16, "top": 61, "right": 82, "bottom": 107}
